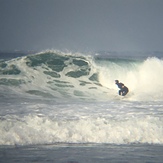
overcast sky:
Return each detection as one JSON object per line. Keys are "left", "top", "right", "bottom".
{"left": 0, "top": 0, "right": 163, "bottom": 52}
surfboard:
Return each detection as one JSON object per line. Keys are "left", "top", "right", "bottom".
{"left": 114, "top": 92, "right": 134, "bottom": 100}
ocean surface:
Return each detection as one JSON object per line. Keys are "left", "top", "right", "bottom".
{"left": 0, "top": 50, "right": 163, "bottom": 163}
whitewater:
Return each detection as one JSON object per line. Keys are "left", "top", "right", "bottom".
{"left": 0, "top": 50, "right": 163, "bottom": 162}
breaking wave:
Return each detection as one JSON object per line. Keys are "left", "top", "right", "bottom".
{"left": 0, "top": 50, "right": 163, "bottom": 101}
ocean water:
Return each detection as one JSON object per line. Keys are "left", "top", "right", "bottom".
{"left": 0, "top": 50, "right": 163, "bottom": 162}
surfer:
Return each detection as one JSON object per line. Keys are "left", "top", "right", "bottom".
{"left": 115, "top": 80, "right": 129, "bottom": 96}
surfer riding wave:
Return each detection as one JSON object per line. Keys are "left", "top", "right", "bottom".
{"left": 115, "top": 80, "right": 129, "bottom": 96}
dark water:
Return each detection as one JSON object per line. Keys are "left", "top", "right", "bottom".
{"left": 1, "top": 143, "right": 163, "bottom": 163}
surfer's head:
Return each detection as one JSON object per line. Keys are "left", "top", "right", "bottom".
{"left": 115, "top": 80, "right": 119, "bottom": 84}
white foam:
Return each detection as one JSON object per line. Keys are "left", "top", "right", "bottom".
{"left": 0, "top": 101, "right": 163, "bottom": 146}
{"left": 98, "top": 57, "right": 163, "bottom": 101}
{"left": 0, "top": 114, "right": 162, "bottom": 145}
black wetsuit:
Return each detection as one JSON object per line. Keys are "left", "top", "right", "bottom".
{"left": 116, "top": 82, "right": 129, "bottom": 96}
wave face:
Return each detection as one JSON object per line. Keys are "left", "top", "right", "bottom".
{"left": 0, "top": 50, "right": 163, "bottom": 101}
{"left": 0, "top": 51, "right": 108, "bottom": 101}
